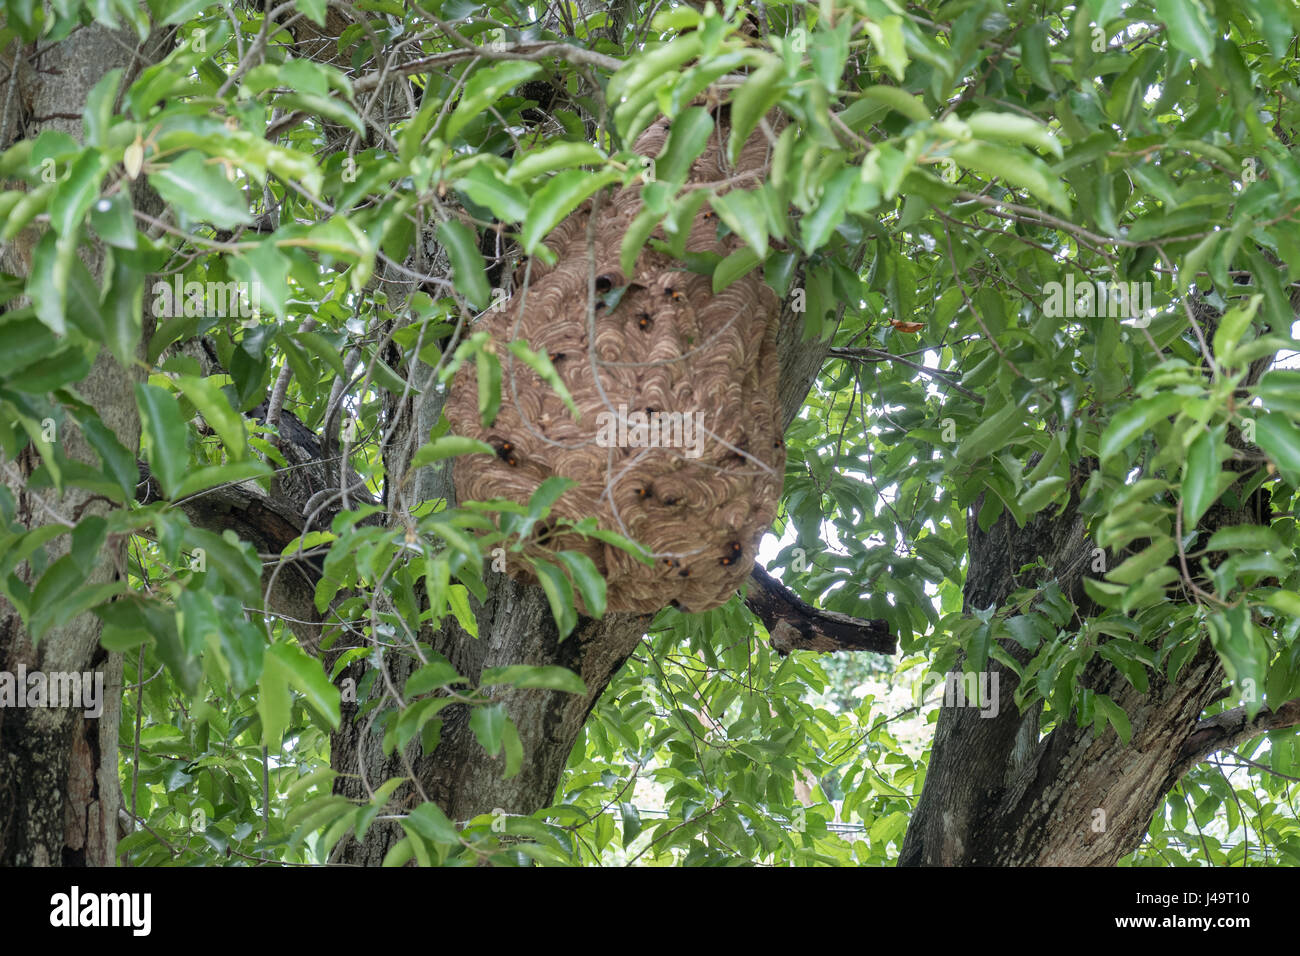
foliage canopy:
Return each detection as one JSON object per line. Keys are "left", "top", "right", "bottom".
{"left": 3, "top": 0, "right": 1300, "bottom": 866}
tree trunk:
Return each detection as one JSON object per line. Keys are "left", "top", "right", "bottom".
{"left": 0, "top": 24, "right": 163, "bottom": 866}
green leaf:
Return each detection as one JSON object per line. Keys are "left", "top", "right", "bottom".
{"left": 863, "top": 14, "right": 909, "bottom": 82}
{"left": 264, "top": 642, "right": 341, "bottom": 736}
{"left": 1181, "top": 426, "right": 1222, "bottom": 527}
{"left": 295, "top": 0, "right": 327, "bottom": 25}
{"left": 454, "top": 164, "right": 530, "bottom": 222}
{"left": 655, "top": 107, "right": 714, "bottom": 183}
{"left": 445, "top": 60, "right": 541, "bottom": 142}
{"left": 148, "top": 151, "right": 251, "bottom": 229}
{"left": 508, "top": 340, "right": 578, "bottom": 419}
{"left": 811, "top": 17, "right": 852, "bottom": 92}
{"left": 713, "top": 246, "right": 762, "bottom": 293}
{"left": 475, "top": 347, "right": 501, "bottom": 427}
{"left": 1256, "top": 413, "right": 1300, "bottom": 484}
{"left": 860, "top": 86, "right": 930, "bottom": 123}
{"left": 405, "top": 802, "right": 460, "bottom": 845}
{"left": 1019, "top": 474, "right": 1068, "bottom": 513}
{"left": 1208, "top": 606, "right": 1267, "bottom": 719}
{"left": 504, "top": 142, "right": 605, "bottom": 184}
{"left": 229, "top": 241, "right": 290, "bottom": 320}
{"left": 1178, "top": 230, "right": 1221, "bottom": 294}
{"left": 81, "top": 416, "right": 138, "bottom": 501}
{"left": 533, "top": 558, "right": 577, "bottom": 638}
{"left": 1204, "top": 525, "right": 1285, "bottom": 552}
{"left": 1156, "top": 0, "right": 1216, "bottom": 64}
{"left": 103, "top": 255, "right": 144, "bottom": 364}
{"left": 528, "top": 476, "right": 574, "bottom": 517}
{"left": 28, "top": 230, "right": 71, "bottom": 335}
{"left": 956, "top": 399, "right": 1023, "bottom": 462}
{"left": 172, "top": 460, "right": 273, "bottom": 500}
{"left": 965, "top": 111, "right": 1063, "bottom": 159}
{"left": 620, "top": 208, "right": 662, "bottom": 276}
{"left": 294, "top": 330, "right": 350, "bottom": 380}
{"left": 361, "top": 348, "right": 410, "bottom": 396}
{"left": 50, "top": 150, "right": 108, "bottom": 236}
{"left": 0, "top": 316, "right": 59, "bottom": 378}
{"left": 1255, "top": 371, "right": 1300, "bottom": 416}
{"left": 95, "top": 598, "right": 163, "bottom": 654}
{"left": 553, "top": 550, "right": 606, "bottom": 619}
{"left": 279, "top": 91, "right": 364, "bottom": 136}
{"left": 437, "top": 219, "right": 491, "bottom": 310}
{"left": 502, "top": 719, "right": 524, "bottom": 779}
{"left": 389, "top": 698, "right": 452, "bottom": 755}
{"left": 406, "top": 660, "right": 466, "bottom": 697}
{"left": 410, "top": 435, "right": 496, "bottom": 469}
{"left": 1211, "top": 295, "right": 1261, "bottom": 365}
{"left": 728, "top": 57, "right": 786, "bottom": 164}
{"left": 800, "top": 166, "right": 857, "bottom": 253}
{"left": 620, "top": 802, "right": 643, "bottom": 843}
{"left": 447, "top": 583, "right": 478, "bottom": 638}
{"left": 950, "top": 142, "right": 1071, "bottom": 213}
{"left": 709, "top": 188, "right": 769, "bottom": 258}
{"left": 187, "top": 528, "right": 263, "bottom": 604}
{"left": 1099, "top": 393, "right": 1183, "bottom": 462}
{"left": 470, "top": 702, "right": 507, "bottom": 756}
{"left": 520, "top": 169, "right": 620, "bottom": 255}
{"left": 967, "top": 623, "right": 992, "bottom": 675}
{"left": 1092, "top": 693, "right": 1133, "bottom": 744}
{"left": 479, "top": 665, "right": 587, "bottom": 695}
{"left": 258, "top": 654, "right": 291, "bottom": 748}
{"left": 381, "top": 837, "right": 415, "bottom": 867}
{"left": 178, "top": 589, "right": 264, "bottom": 693}
{"left": 82, "top": 68, "right": 122, "bottom": 147}
{"left": 1261, "top": 589, "right": 1300, "bottom": 618}
{"left": 1020, "top": 22, "right": 1056, "bottom": 91}
{"left": 174, "top": 374, "right": 248, "bottom": 461}
{"left": 609, "top": 35, "right": 703, "bottom": 140}
{"left": 159, "top": 0, "right": 216, "bottom": 25}
{"left": 135, "top": 383, "right": 188, "bottom": 497}
{"left": 1106, "top": 539, "right": 1176, "bottom": 586}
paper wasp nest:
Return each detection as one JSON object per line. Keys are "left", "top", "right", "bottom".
{"left": 445, "top": 114, "right": 785, "bottom": 614}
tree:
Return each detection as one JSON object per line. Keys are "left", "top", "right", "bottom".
{"left": 2, "top": 0, "right": 1300, "bottom": 867}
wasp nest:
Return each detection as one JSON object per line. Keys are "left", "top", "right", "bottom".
{"left": 445, "top": 113, "right": 785, "bottom": 614}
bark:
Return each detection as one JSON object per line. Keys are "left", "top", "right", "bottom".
{"left": 746, "top": 564, "right": 892, "bottom": 655}
{"left": 0, "top": 24, "right": 164, "bottom": 866}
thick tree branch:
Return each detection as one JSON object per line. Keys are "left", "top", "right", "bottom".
{"left": 1175, "top": 697, "right": 1300, "bottom": 772}
{"left": 745, "top": 564, "right": 894, "bottom": 655}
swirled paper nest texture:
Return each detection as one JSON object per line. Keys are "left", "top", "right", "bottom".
{"left": 446, "top": 113, "right": 785, "bottom": 614}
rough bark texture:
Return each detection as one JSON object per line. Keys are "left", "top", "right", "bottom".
{"left": 746, "top": 564, "right": 892, "bottom": 655}
{"left": 0, "top": 25, "right": 163, "bottom": 866}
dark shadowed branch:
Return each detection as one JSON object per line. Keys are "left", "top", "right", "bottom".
{"left": 1174, "top": 697, "right": 1300, "bottom": 776}
{"left": 745, "top": 564, "right": 895, "bottom": 655}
